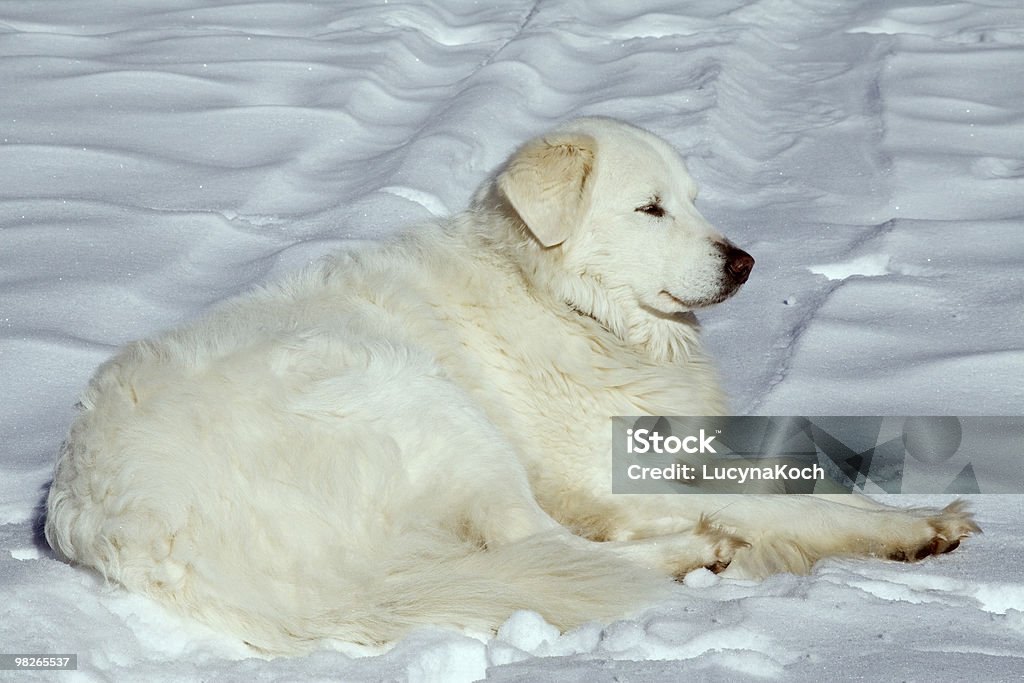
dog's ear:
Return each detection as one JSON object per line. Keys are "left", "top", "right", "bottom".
{"left": 497, "top": 134, "right": 596, "bottom": 247}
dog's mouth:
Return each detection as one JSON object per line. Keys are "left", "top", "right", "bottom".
{"left": 661, "top": 290, "right": 692, "bottom": 309}
{"left": 658, "top": 287, "right": 735, "bottom": 311}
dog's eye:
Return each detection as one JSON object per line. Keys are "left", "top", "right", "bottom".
{"left": 636, "top": 203, "right": 665, "bottom": 218}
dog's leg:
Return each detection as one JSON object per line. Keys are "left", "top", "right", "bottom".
{"left": 590, "top": 494, "right": 979, "bottom": 577}
{"left": 603, "top": 516, "right": 749, "bottom": 578}
{"left": 469, "top": 489, "right": 747, "bottom": 578}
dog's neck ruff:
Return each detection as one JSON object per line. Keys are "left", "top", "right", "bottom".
{"left": 544, "top": 267, "right": 703, "bottom": 366}
{"left": 572, "top": 295, "right": 703, "bottom": 366}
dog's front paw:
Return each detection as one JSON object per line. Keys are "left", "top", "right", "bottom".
{"left": 890, "top": 500, "right": 981, "bottom": 562}
{"left": 676, "top": 516, "right": 749, "bottom": 578}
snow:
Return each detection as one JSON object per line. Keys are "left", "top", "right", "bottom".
{"left": 2, "top": 0, "right": 1023, "bottom": 680}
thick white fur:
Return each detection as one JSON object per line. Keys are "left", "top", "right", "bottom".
{"left": 45, "top": 118, "right": 978, "bottom": 654}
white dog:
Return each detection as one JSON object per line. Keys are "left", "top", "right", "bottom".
{"left": 46, "top": 118, "right": 978, "bottom": 654}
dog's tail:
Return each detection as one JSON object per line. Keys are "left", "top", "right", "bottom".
{"left": 177, "top": 526, "right": 672, "bottom": 654}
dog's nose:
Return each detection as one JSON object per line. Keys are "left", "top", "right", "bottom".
{"left": 725, "top": 247, "right": 754, "bottom": 285}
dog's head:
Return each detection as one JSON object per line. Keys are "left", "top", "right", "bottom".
{"left": 492, "top": 118, "right": 753, "bottom": 326}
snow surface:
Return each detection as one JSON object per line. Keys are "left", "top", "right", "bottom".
{"left": 2, "top": 0, "right": 1023, "bottom": 680}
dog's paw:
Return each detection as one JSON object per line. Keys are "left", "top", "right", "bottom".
{"left": 889, "top": 501, "right": 981, "bottom": 562}
{"left": 674, "top": 516, "right": 749, "bottom": 579}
